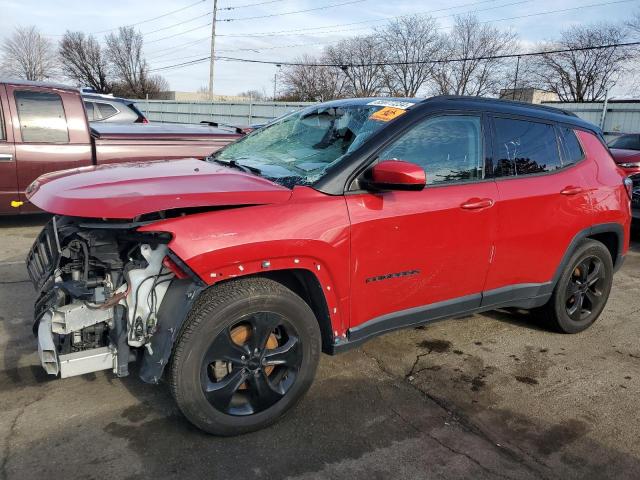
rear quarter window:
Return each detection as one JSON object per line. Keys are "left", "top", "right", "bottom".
{"left": 96, "top": 102, "right": 118, "bottom": 119}
{"left": 558, "top": 126, "right": 584, "bottom": 166}
{"left": 15, "top": 90, "right": 69, "bottom": 143}
{"left": 492, "top": 117, "right": 561, "bottom": 177}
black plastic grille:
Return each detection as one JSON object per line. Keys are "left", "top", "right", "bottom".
{"left": 26, "top": 219, "right": 60, "bottom": 291}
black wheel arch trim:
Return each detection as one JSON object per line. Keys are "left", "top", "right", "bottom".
{"left": 552, "top": 222, "right": 625, "bottom": 280}
{"left": 139, "top": 278, "right": 204, "bottom": 383}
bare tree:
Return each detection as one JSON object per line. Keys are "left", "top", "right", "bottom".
{"left": 533, "top": 23, "right": 632, "bottom": 101}
{"left": 1, "top": 26, "right": 57, "bottom": 80}
{"left": 431, "top": 14, "right": 517, "bottom": 96}
{"left": 279, "top": 54, "right": 347, "bottom": 101}
{"left": 325, "top": 36, "right": 386, "bottom": 97}
{"left": 58, "top": 31, "right": 110, "bottom": 92}
{"left": 626, "top": 9, "right": 640, "bottom": 34}
{"left": 376, "top": 15, "right": 443, "bottom": 97}
{"left": 105, "top": 26, "right": 168, "bottom": 98}
{"left": 237, "top": 89, "right": 266, "bottom": 100}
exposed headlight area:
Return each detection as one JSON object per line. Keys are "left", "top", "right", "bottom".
{"left": 28, "top": 216, "right": 176, "bottom": 379}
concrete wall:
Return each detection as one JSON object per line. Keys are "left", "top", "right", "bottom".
{"left": 134, "top": 99, "right": 312, "bottom": 126}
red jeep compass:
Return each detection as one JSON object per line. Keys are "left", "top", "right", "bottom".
{"left": 26, "top": 97, "right": 632, "bottom": 435}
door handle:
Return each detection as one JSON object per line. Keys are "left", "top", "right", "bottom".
{"left": 560, "top": 186, "right": 583, "bottom": 195}
{"left": 461, "top": 198, "right": 494, "bottom": 210}
{"left": 0, "top": 154, "right": 13, "bottom": 162}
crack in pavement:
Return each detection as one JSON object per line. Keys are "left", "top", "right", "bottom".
{"left": 1, "top": 396, "right": 43, "bottom": 480}
{"left": 379, "top": 386, "right": 516, "bottom": 480}
{"left": 0, "top": 281, "right": 29, "bottom": 285}
{"left": 361, "top": 347, "right": 551, "bottom": 480}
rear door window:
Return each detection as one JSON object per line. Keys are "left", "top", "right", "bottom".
{"left": 492, "top": 117, "right": 561, "bottom": 177}
{"left": 15, "top": 90, "right": 69, "bottom": 143}
{"left": 95, "top": 102, "right": 118, "bottom": 119}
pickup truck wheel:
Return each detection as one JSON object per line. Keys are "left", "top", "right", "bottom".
{"left": 541, "top": 239, "right": 613, "bottom": 333}
{"left": 169, "top": 277, "right": 321, "bottom": 436}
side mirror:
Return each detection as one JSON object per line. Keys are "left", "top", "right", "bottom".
{"left": 365, "top": 160, "right": 426, "bottom": 191}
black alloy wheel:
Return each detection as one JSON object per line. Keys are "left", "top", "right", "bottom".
{"left": 541, "top": 239, "right": 613, "bottom": 334}
{"left": 170, "top": 277, "right": 321, "bottom": 436}
{"left": 201, "top": 312, "right": 302, "bottom": 416}
{"left": 564, "top": 256, "right": 606, "bottom": 322}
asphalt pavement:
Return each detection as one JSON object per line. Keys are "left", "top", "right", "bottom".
{"left": 0, "top": 214, "right": 638, "bottom": 480}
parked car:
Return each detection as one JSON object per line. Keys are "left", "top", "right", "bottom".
{"left": 608, "top": 134, "right": 640, "bottom": 219}
{"left": 82, "top": 93, "right": 148, "bottom": 123}
{"left": 608, "top": 134, "right": 640, "bottom": 175}
{"left": 0, "top": 79, "right": 244, "bottom": 215}
{"left": 26, "top": 96, "right": 631, "bottom": 435}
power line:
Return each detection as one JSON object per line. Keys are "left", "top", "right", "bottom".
{"left": 145, "top": 0, "right": 633, "bottom": 56}
{"left": 48, "top": 0, "right": 207, "bottom": 36}
{"left": 216, "top": 0, "right": 503, "bottom": 37}
{"left": 150, "top": 40, "right": 332, "bottom": 65}
{"left": 149, "top": 41, "right": 640, "bottom": 72}
{"left": 215, "top": 0, "right": 632, "bottom": 38}
{"left": 142, "top": 12, "right": 212, "bottom": 36}
{"left": 142, "top": 0, "right": 507, "bottom": 52}
{"left": 219, "top": 0, "right": 366, "bottom": 22}
{"left": 218, "top": 41, "right": 640, "bottom": 67}
{"left": 144, "top": 22, "right": 213, "bottom": 44}
{"left": 146, "top": 36, "right": 211, "bottom": 59}
{"left": 220, "top": 0, "right": 290, "bottom": 10}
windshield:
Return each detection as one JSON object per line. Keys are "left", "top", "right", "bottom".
{"left": 609, "top": 135, "right": 640, "bottom": 151}
{"left": 213, "top": 100, "right": 415, "bottom": 188}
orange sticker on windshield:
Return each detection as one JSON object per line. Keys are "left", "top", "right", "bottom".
{"left": 369, "top": 106, "right": 406, "bottom": 122}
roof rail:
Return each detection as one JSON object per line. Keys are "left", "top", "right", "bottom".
{"left": 432, "top": 95, "right": 578, "bottom": 118}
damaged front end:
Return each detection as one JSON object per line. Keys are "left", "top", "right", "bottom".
{"left": 27, "top": 216, "right": 200, "bottom": 381}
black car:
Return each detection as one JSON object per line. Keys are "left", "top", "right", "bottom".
{"left": 82, "top": 93, "right": 148, "bottom": 123}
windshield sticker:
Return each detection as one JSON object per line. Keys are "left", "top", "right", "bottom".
{"left": 369, "top": 107, "right": 407, "bottom": 122}
{"left": 367, "top": 100, "right": 415, "bottom": 109}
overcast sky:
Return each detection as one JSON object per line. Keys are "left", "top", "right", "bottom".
{"left": 2, "top": 0, "right": 639, "bottom": 96}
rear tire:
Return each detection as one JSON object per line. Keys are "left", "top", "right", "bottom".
{"left": 170, "top": 277, "right": 321, "bottom": 436}
{"left": 540, "top": 239, "right": 613, "bottom": 333}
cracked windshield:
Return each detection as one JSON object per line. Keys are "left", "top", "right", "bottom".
{"left": 212, "top": 100, "right": 416, "bottom": 188}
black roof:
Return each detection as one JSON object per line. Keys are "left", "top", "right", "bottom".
{"left": 420, "top": 95, "right": 598, "bottom": 133}
{"left": 298, "top": 95, "right": 599, "bottom": 133}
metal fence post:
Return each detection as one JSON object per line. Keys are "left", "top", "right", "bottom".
{"left": 599, "top": 90, "right": 609, "bottom": 130}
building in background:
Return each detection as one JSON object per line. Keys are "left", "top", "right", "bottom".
{"left": 499, "top": 88, "right": 559, "bottom": 104}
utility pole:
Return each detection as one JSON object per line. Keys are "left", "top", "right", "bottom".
{"left": 208, "top": 0, "right": 218, "bottom": 100}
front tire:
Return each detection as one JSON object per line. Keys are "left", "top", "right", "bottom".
{"left": 541, "top": 239, "right": 613, "bottom": 333}
{"left": 170, "top": 277, "right": 321, "bottom": 436}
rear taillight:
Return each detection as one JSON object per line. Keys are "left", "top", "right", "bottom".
{"left": 624, "top": 177, "right": 633, "bottom": 200}
{"left": 162, "top": 256, "right": 188, "bottom": 279}
{"left": 135, "top": 116, "right": 149, "bottom": 124}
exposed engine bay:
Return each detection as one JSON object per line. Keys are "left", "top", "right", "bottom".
{"left": 27, "top": 216, "right": 182, "bottom": 379}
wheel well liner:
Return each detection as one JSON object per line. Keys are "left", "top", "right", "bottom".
{"left": 231, "top": 269, "right": 335, "bottom": 354}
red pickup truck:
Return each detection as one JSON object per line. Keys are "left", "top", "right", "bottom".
{"left": 0, "top": 79, "right": 242, "bottom": 214}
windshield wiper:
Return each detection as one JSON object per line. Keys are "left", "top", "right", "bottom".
{"left": 209, "top": 158, "right": 262, "bottom": 175}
